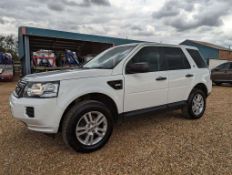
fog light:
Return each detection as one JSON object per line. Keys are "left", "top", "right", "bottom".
{"left": 26, "top": 107, "right": 34, "bottom": 118}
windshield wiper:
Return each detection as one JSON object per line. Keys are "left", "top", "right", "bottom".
{"left": 92, "top": 67, "right": 112, "bottom": 69}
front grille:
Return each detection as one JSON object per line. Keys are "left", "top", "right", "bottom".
{"left": 15, "top": 80, "right": 27, "bottom": 98}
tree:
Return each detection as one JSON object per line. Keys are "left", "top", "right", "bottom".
{"left": 5, "top": 35, "right": 15, "bottom": 50}
{"left": 0, "top": 34, "right": 18, "bottom": 61}
{"left": 0, "top": 35, "right": 6, "bottom": 52}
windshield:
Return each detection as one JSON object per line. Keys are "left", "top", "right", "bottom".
{"left": 83, "top": 45, "right": 136, "bottom": 69}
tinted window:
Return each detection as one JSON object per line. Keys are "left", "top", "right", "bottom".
{"left": 187, "top": 49, "right": 207, "bottom": 68}
{"left": 163, "top": 47, "right": 191, "bottom": 70}
{"left": 127, "top": 47, "right": 166, "bottom": 73}
{"left": 216, "top": 63, "right": 230, "bottom": 70}
{"left": 230, "top": 63, "right": 232, "bottom": 69}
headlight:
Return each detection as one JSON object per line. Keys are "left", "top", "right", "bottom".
{"left": 24, "top": 81, "right": 60, "bottom": 98}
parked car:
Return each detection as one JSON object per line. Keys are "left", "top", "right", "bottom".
{"left": 0, "top": 65, "right": 14, "bottom": 81}
{"left": 9, "top": 43, "right": 212, "bottom": 153}
{"left": 211, "top": 62, "right": 232, "bottom": 85}
{"left": 0, "top": 52, "right": 14, "bottom": 81}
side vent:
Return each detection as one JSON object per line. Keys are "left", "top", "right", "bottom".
{"left": 107, "top": 80, "right": 123, "bottom": 90}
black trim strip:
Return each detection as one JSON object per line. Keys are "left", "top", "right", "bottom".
{"left": 121, "top": 101, "right": 187, "bottom": 117}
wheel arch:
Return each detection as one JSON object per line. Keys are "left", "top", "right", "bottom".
{"left": 58, "top": 93, "right": 118, "bottom": 132}
{"left": 190, "top": 83, "right": 208, "bottom": 97}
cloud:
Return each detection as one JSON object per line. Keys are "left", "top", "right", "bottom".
{"left": 46, "top": 0, "right": 110, "bottom": 11}
{"left": 130, "top": 25, "right": 143, "bottom": 31}
{"left": 62, "top": 0, "right": 79, "bottom": 6}
{"left": 165, "top": 14, "right": 224, "bottom": 32}
{"left": 47, "top": 3, "right": 65, "bottom": 11}
{"left": 0, "top": 0, "right": 232, "bottom": 47}
{"left": 0, "top": 17, "right": 5, "bottom": 24}
{"left": 78, "top": 0, "right": 111, "bottom": 7}
{"left": 152, "top": 0, "right": 232, "bottom": 32}
{"left": 152, "top": 0, "right": 195, "bottom": 18}
{"left": 66, "top": 0, "right": 111, "bottom": 7}
{"left": 122, "top": 24, "right": 156, "bottom": 37}
{"left": 89, "top": 0, "right": 111, "bottom": 6}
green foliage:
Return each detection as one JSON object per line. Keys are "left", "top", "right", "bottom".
{"left": 0, "top": 34, "right": 18, "bottom": 61}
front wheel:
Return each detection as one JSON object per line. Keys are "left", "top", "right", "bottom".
{"left": 182, "top": 89, "right": 206, "bottom": 119}
{"left": 62, "top": 100, "right": 113, "bottom": 153}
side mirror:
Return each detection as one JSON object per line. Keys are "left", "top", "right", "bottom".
{"left": 126, "top": 62, "right": 150, "bottom": 74}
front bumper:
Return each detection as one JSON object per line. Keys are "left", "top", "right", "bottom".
{"left": 9, "top": 93, "right": 63, "bottom": 133}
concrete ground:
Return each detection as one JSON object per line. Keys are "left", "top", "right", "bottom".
{"left": 0, "top": 81, "right": 232, "bottom": 175}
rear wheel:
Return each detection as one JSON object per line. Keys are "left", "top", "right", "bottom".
{"left": 182, "top": 89, "right": 206, "bottom": 119}
{"left": 62, "top": 100, "right": 113, "bottom": 153}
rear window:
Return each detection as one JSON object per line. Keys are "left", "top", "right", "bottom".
{"left": 187, "top": 49, "right": 207, "bottom": 68}
{"left": 163, "top": 47, "right": 191, "bottom": 70}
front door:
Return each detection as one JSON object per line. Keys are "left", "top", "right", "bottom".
{"left": 124, "top": 46, "right": 168, "bottom": 112}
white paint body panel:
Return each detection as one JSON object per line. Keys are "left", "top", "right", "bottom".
{"left": 124, "top": 71, "right": 168, "bottom": 112}
{"left": 167, "top": 69, "right": 194, "bottom": 103}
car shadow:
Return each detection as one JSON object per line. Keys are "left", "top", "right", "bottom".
{"left": 6, "top": 109, "right": 187, "bottom": 154}
{"left": 213, "top": 83, "right": 232, "bottom": 87}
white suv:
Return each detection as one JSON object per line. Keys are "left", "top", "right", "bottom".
{"left": 10, "top": 43, "right": 212, "bottom": 152}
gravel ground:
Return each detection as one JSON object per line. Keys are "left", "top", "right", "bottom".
{"left": 0, "top": 81, "right": 232, "bottom": 175}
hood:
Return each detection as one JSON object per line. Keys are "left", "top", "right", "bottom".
{"left": 23, "top": 68, "right": 113, "bottom": 82}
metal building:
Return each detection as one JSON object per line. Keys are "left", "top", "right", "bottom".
{"left": 180, "top": 40, "right": 232, "bottom": 62}
{"left": 18, "top": 26, "right": 143, "bottom": 75}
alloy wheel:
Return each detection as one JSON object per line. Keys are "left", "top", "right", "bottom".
{"left": 192, "top": 93, "right": 204, "bottom": 116}
{"left": 75, "top": 111, "right": 108, "bottom": 146}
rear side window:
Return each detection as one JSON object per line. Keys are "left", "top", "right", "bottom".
{"left": 187, "top": 49, "right": 207, "bottom": 68}
{"left": 163, "top": 47, "right": 191, "bottom": 70}
{"left": 216, "top": 62, "right": 230, "bottom": 70}
{"left": 230, "top": 63, "right": 232, "bottom": 69}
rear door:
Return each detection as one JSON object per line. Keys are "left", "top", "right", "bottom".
{"left": 162, "top": 47, "right": 194, "bottom": 103}
{"left": 124, "top": 46, "right": 168, "bottom": 112}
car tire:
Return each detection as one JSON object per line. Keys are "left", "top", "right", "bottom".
{"left": 182, "top": 89, "right": 206, "bottom": 119}
{"left": 62, "top": 100, "right": 113, "bottom": 153}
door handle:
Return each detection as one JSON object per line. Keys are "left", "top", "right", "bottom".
{"left": 156, "top": 76, "right": 167, "bottom": 81}
{"left": 185, "top": 74, "right": 194, "bottom": 78}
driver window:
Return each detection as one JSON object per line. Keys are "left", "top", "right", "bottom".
{"left": 126, "top": 47, "right": 163, "bottom": 73}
